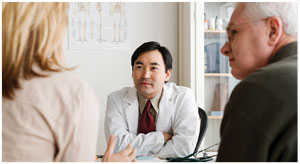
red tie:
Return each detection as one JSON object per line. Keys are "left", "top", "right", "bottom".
{"left": 138, "top": 100, "right": 156, "bottom": 134}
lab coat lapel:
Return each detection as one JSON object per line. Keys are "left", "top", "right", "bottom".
{"left": 156, "top": 84, "right": 177, "bottom": 131}
{"left": 123, "top": 87, "right": 139, "bottom": 135}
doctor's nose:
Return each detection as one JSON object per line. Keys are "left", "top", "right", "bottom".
{"left": 142, "top": 69, "right": 151, "bottom": 79}
{"left": 221, "top": 42, "right": 231, "bottom": 56}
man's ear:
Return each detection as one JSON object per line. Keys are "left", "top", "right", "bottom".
{"left": 165, "top": 69, "right": 172, "bottom": 82}
{"left": 132, "top": 69, "right": 134, "bottom": 78}
{"left": 267, "top": 16, "right": 283, "bottom": 46}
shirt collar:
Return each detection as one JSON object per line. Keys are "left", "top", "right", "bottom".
{"left": 137, "top": 89, "right": 163, "bottom": 114}
{"left": 268, "top": 41, "right": 297, "bottom": 64}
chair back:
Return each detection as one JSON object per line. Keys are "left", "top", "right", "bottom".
{"left": 192, "top": 107, "right": 208, "bottom": 156}
{"left": 166, "top": 107, "right": 210, "bottom": 162}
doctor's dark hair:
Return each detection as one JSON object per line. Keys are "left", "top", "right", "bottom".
{"left": 131, "top": 41, "right": 173, "bottom": 73}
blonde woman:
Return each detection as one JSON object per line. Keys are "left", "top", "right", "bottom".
{"left": 2, "top": 2, "right": 136, "bottom": 162}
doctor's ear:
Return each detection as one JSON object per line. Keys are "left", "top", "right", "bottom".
{"left": 165, "top": 69, "right": 172, "bottom": 82}
{"left": 266, "top": 16, "right": 283, "bottom": 46}
{"left": 132, "top": 69, "right": 134, "bottom": 78}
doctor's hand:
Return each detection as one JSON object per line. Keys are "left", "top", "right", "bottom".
{"left": 102, "top": 135, "right": 136, "bottom": 162}
{"left": 163, "top": 132, "right": 173, "bottom": 143}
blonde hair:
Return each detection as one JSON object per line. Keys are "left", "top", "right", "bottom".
{"left": 2, "top": 2, "right": 70, "bottom": 99}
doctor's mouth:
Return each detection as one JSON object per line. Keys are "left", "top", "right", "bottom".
{"left": 139, "top": 80, "right": 153, "bottom": 86}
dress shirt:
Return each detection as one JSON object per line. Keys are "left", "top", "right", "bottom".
{"left": 137, "top": 90, "right": 162, "bottom": 123}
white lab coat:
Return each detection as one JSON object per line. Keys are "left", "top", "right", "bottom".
{"left": 104, "top": 83, "right": 200, "bottom": 158}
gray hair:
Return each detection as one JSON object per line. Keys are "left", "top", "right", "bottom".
{"left": 238, "top": 2, "right": 298, "bottom": 36}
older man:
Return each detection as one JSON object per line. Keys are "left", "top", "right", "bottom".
{"left": 217, "top": 2, "right": 297, "bottom": 162}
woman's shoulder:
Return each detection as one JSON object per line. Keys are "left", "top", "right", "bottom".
{"left": 16, "top": 70, "right": 95, "bottom": 110}
{"left": 26, "top": 70, "right": 90, "bottom": 92}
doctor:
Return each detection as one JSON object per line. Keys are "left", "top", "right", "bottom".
{"left": 105, "top": 41, "right": 200, "bottom": 158}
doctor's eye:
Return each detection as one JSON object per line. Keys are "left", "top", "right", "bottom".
{"left": 135, "top": 65, "right": 143, "bottom": 70}
{"left": 151, "top": 67, "right": 159, "bottom": 71}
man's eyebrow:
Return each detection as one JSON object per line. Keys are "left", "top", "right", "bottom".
{"left": 135, "top": 61, "right": 160, "bottom": 66}
{"left": 226, "top": 27, "right": 230, "bottom": 32}
{"left": 150, "top": 62, "right": 160, "bottom": 66}
{"left": 135, "top": 61, "right": 143, "bottom": 65}
{"left": 226, "top": 23, "right": 234, "bottom": 32}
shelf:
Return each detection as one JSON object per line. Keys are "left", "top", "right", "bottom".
{"left": 205, "top": 73, "right": 231, "bottom": 77}
{"left": 204, "top": 30, "right": 227, "bottom": 40}
{"left": 205, "top": 30, "right": 226, "bottom": 34}
{"left": 208, "top": 116, "right": 223, "bottom": 119}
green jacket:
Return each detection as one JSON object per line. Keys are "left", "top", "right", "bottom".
{"left": 217, "top": 42, "right": 297, "bottom": 162}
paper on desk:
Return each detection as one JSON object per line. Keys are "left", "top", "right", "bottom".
{"left": 136, "top": 156, "right": 165, "bottom": 162}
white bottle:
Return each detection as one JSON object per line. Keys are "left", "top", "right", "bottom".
{"left": 209, "top": 18, "right": 215, "bottom": 30}
{"left": 216, "top": 18, "right": 223, "bottom": 30}
{"left": 204, "top": 19, "right": 208, "bottom": 30}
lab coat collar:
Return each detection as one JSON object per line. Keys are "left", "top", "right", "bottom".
{"left": 156, "top": 83, "right": 178, "bottom": 131}
{"left": 123, "top": 83, "right": 178, "bottom": 134}
{"left": 161, "top": 83, "right": 178, "bottom": 102}
{"left": 123, "top": 86, "right": 138, "bottom": 105}
{"left": 123, "top": 87, "right": 139, "bottom": 134}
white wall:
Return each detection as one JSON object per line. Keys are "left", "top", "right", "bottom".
{"left": 64, "top": 2, "right": 179, "bottom": 154}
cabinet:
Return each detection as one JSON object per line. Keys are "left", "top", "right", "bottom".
{"left": 203, "top": 2, "right": 239, "bottom": 152}
{"left": 179, "top": 2, "right": 238, "bottom": 153}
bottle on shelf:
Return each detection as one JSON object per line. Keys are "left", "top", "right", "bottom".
{"left": 208, "top": 17, "right": 215, "bottom": 30}
{"left": 204, "top": 13, "right": 208, "bottom": 30}
{"left": 204, "top": 42, "right": 228, "bottom": 74}
{"left": 216, "top": 18, "right": 223, "bottom": 30}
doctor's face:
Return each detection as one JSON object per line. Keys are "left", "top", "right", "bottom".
{"left": 132, "top": 50, "right": 171, "bottom": 99}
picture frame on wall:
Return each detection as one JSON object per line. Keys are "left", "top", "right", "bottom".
{"left": 68, "top": 2, "right": 130, "bottom": 50}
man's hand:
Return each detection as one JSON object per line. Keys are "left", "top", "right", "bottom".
{"left": 162, "top": 132, "right": 173, "bottom": 143}
{"left": 102, "top": 135, "right": 136, "bottom": 162}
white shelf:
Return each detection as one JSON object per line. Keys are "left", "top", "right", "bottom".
{"left": 205, "top": 73, "right": 232, "bottom": 77}
{"left": 204, "top": 30, "right": 227, "bottom": 41}
{"left": 205, "top": 30, "right": 226, "bottom": 34}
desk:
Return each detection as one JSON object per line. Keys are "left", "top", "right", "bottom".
{"left": 136, "top": 151, "right": 218, "bottom": 162}
{"left": 97, "top": 151, "right": 218, "bottom": 162}
{"left": 136, "top": 156, "right": 166, "bottom": 162}
{"left": 97, "top": 156, "right": 166, "bottom": 162}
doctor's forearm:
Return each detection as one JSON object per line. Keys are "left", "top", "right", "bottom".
{"left": 115, "top": 132, "right": 165, "bottom": 156}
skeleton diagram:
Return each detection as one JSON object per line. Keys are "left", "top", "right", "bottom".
{"left": 97, "top": 3, "right": 103, "bottom": 43}
{"left": 110, "top": 2, "right": 124, "bottom": 44}
{"left": 77, "top": 2, "right": 90, "bottom": 42}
